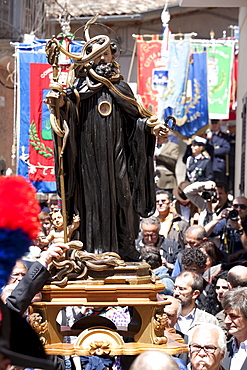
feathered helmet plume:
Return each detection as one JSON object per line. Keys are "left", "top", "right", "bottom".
{"left": 0, "top": 176, "right": 40, "bottom": 288}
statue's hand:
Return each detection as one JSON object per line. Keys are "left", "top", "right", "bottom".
{"left": 43, "top": 82, "right": 65, "bottom": 108}
{"left": 146, "top": 116, "right": 170, "bottom": 138}
{"left": 151, "top": 123, "right": 170, "bottom": 138}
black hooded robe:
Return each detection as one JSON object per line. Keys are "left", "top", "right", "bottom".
{"left": 56, "top": 78, "right": 156, "bottom": 260}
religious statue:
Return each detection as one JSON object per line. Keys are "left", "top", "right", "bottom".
{"left": 45, "top": 15, "right": 175, "bottom": 261}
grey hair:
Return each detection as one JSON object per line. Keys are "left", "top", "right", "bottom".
{"left": 222, "top": 287, "right": 247, "bottom": 320}
{"left": 140, "top": 216, "right": 161, "bottom": 232}
{"left": 188, "top": 323, "right": 226, "bottom": 355}
{"left": 129, "top": 350, "right": 179, "bottom": 370}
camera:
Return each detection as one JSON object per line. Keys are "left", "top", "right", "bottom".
{"left": 201, "top": 189, "right": 217, "bottom": 201}
{"left": 228, "top": 209, "right": 239, "bottom": 222}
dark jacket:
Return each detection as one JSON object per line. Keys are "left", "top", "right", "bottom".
{"left": 210, "top": 131, "right": 230, "bottom": 173}
{"left": 185, "top": 155, "right": 213, "bottom": 182}
{"left": 222, "top": 339, "right": 247, "bottom": 370}
{"left": 136, "top": 235, "right": 181, "bottom": 266}
{"left": 6, "top": 261, "right": 50, "bottom": 315}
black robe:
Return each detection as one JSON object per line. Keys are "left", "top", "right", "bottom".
{"left": 55, "top": 76, "right": 156, "bottom": 260}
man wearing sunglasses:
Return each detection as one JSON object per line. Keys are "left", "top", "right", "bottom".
{"left": 188, "top": 323, "right": 226, "bottom": 370}
{"left": 204, "top": 196, "right": 247, "bottom": 264}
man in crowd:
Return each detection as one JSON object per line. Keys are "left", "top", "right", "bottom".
{"left": 154, "top": 135, "right": 179, "bottom": 194}
{"left": 206, "top": 119, "right": 230, "bottom": 183}
{"left": 162, "top": 295, "right": 182, "bottom": 329}
{"left": 227, "top": 265, "right": 247, "bottom": 288}
{"left": 214, "top": 265, "right": 247, "bottom": 340}
{"left": 204, "top": 196, "right": 247, "bottom": 264}
{"left": 188, "top": 323, "right": 226, "bottom": 370}
{"left": 221, "top": 287, "right": 247, "bottom": 370}
{"left": 173, "top": 271, "right": 219, "bottom": 336}
{"left": 136, "top": 215, "right": 181, "bottom": 274}
{"left": 156, "top": 190, "right": 189, "bottom": 249}
{"left": 212, "top": 182, "right": 231, "bottom": 216}
{"left": 129, "top": 351, "right": 180, "bottom": 370}
{"left": 172, "top": 225, "right": 208, "bottom": 277}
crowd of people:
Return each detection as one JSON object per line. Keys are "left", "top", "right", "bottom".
{"left": 0, "top": 122, "right": 241, "bottom": 370}
{"left": 1, "top": 172, "right": 246, "bottom": 370}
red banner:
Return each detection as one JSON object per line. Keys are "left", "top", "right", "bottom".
{"left": 137, "top": 35, "right": 163, "bottom": 115}
{"left": 29, "top": 63, "right": 55, "bottom": 182}
{"left": 29, "top": 64, "right": 70, "bottom": 183}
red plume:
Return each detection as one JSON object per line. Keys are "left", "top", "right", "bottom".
{"left": 0, "top": 176, "right": 40, "bottom": 240}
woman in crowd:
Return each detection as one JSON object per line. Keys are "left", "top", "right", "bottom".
{"left": 199, "top": 241, "right": 223, "bottom": 283}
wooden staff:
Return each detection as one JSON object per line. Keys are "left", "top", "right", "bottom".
{"left": 46, "top": 41, "right": 68, "bottom": 243}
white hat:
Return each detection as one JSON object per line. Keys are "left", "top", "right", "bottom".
{"left": 192, "top": 136, "right": 207, "bottom": 146}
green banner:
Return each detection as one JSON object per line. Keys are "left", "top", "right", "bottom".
{"left": 207, "top": 43, "right": 234, "bottom": 119}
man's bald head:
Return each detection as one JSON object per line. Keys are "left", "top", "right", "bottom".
{"left": 185, "top": 225, "right": 207, "bottom": 248}
{"left": 228, "top": 265, "right": 247, "bottom": 289}
{"left": 129, "top": 351, "right": 179, "bottom": 370}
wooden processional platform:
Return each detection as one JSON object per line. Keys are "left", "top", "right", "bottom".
{"left": 31, "top": 261, "right": 188, "bottom": 357}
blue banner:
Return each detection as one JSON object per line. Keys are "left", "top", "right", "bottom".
{"left": 158, "top": 34, "right": 191, "bottom": 126}
{"left": 175, "top": 47, "right": 209, "bottom": 138}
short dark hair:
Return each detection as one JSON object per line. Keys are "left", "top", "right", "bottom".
{"left": 140, "top": 247, "right": 162, "bottom": 269}
{"left": 222, "top": 287, "right": 247, "bottom": 320}
{"left": 182, "top": 248, "right": 206, "bottom": 269}
{"left": 177, "top": 271, "right": 204, "bottom": 293}
{"left": 216, "top": 181, "right": 229, "bottom": 193}
{"left": 156, "top": 189, "right": 173, "bottom": 201}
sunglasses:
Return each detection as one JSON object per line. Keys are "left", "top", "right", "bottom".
{"left": 233, "top": 204, "right": 247, "bottom": 210}
{"left": 143, "top": 233, "right": 158, "bottom": 238}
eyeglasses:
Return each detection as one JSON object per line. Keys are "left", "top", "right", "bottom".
{"left": 189, "top": 344, "right": 220, "bottom": 354}
{"left": 233, "top": 204, "right": 247, "bottom": 210}
{"left": 156, "top": 199, "right": 169, "bottom": 204}
{"left": 143, "top": 233, "right": 158, "bottom": 238}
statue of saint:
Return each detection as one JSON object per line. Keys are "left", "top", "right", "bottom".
{"left": 46, "top": 22, "right": 171, "bottom": 261}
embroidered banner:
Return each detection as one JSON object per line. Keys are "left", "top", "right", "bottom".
{"left": 207, "top": 42, "right": 235, "bottom": 119}
{"left": 158, "top": 34, "right": 191, "bottom": 125}
{"left": 17, "top": 39, "right": 82, "bottom": 193}
{"left": 175, "top": 46, "right": 209, "bottom": 138}
{"left": 136, "top": 35, "right": 164, "bottom": 115}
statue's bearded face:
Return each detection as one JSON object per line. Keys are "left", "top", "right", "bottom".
{"left": 93, "top": 62, "right": 114, "bottom": 78}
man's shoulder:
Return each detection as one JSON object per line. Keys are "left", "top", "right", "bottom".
{"left": 160, "top": 236, "right": 179, "bottom": 249}
{"left": 194, "top": 307, "right": 219, "bottom": 325}
{"left": 171, "top": 214, "right": 189, "bottom": 228}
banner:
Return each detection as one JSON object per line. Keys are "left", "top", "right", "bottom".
{"left": 136, "top": 35, "right": 164, "bottom": 115}
{"left": 17, "top": 39, "right": 82, "bottom": 193}
{"left": 175, "top": 46, "right": 209, "bottom": 138}
{"left": 207, "top": 42, "right": 235, "bottom": 119}
{"left": 158, "top": 34, "right": 191, "bottom": 125}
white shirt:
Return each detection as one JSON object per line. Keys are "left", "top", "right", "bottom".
{"left": 175, "top": 308, "right": 196, "bottom": 335}
{"left": 230, "top": 337, "right": 247, "bottom": 370}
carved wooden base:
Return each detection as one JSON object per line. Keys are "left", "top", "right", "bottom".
{"left": 31, "top": 262, "right": 188, "bottom": 356}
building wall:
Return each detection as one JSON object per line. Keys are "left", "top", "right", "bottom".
{"left": 0, "top": 42, "right": 15, "bottom": 173}
{"left": 235, "top": 7, "right": 247, "bottom": 196}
